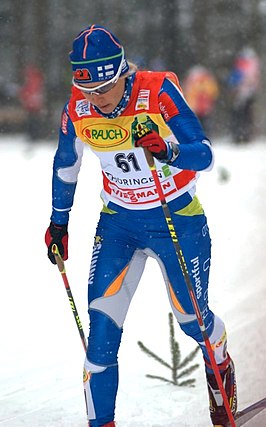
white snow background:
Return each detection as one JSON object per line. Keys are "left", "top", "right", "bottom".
{"left": 0, "top": 135, "right": 265, "bottom": 427}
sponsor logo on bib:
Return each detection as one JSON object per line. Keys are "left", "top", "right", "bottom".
{"left": 83, "top": 123, "right": 129, "bottom": 148}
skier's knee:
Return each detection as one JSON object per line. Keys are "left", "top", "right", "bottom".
{"left": 84, "top": 357, "right": 108, "bottom": 376}
{"left": 87, "top": 309, "right": 122, "bottom": 365}
{"left": 199, "top": 315, "right": 228, "bottom": 364}
{"left": 179, "top": 309, "right": 214, "bottom": 342}
{"left": 179, "top": 313, "right": 228, "bottom": 364}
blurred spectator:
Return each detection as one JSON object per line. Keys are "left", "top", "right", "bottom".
{"left": 19, "top": 64, "right": 45, "bottom": 141}
{"left": 0, "top": 78, "right": 19, "bottom": 101}
{"left": 183, "top": 65, "right": 219, "bottom": 136}
{"left": 227, "top": 47, "right": 260, "bottom": 143}
{"left": 0, "top": 76, "right": 25, "bottom": 133}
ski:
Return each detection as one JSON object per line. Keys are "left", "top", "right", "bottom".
{"left": 224, "top": 396, "right": 266, "bottom": 426}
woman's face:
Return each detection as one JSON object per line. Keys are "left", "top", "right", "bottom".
{"left": 80, "top": 78, "right": 126, "bottom": 114}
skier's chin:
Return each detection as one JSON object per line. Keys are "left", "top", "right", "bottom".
{"left": 94, "top": 103, "right": 113, "bottom": 114}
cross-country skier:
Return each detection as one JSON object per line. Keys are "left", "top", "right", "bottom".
{"left": 45, "top": 24, "right": 237, "bottom": 427}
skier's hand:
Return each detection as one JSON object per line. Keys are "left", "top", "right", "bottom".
{"left": 45, "top": 222, "right": 68, "bottom": 264}
{"left": 134, "top": 128, "right": 169, "bottom": 161}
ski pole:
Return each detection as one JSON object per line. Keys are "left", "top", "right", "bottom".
{"left": 52, "top": 244, "right": 87, "bottom": 353}
{"left": 142, "top": 146, "right": 236, "bottom": 427}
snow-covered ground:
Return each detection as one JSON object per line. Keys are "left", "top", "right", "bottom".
{"left": 0, "top": 135, "right": 265, "bottom": 427}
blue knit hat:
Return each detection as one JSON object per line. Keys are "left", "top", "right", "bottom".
{"left": 69, "top": 24, "right": 129, "bottom": 84}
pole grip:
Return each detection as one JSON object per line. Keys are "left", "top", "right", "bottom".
{"left": 52, "top": 244, "right": 65, "bottom": 273}
{"left": 143, "top": 147, "right": 155, "bottom": 168}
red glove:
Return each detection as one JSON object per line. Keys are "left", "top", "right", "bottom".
{"left": 45, "top": 222, "right": 68, "bottom": 264}
{"left": 135, "top": 129, "right": 168, "bottom": 160}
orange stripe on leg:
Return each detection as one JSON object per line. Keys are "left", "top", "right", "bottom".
{"left": 169, "top": 283, "right": 186, "bottom": 314}
{"left": 104, "top": 266, "right": 129, "bottom": 297}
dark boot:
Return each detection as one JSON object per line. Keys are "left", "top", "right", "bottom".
{"left": 205, "top": 355, "right": 237, "bottom": 426}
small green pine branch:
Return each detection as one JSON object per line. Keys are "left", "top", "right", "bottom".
{"left": 137, "top": 341, "right": 172, "bottom": 370}
{"left": 177, "top": 363, "right": 199, "bottom": 380}
{"left": 138, "top": 312, "right": 200, "bottom": 387}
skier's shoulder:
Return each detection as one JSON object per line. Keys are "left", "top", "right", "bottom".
{"left": 58, "top": 89, "right": 80, "bottom": 142}
{"left": 136, "top": 70, "right": 180, "bottom": 87}
{"left": 67, "top": 86, "right": 87, "bottom": 119}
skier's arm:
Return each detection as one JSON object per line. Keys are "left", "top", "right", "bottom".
{"left": 158, "top": 77, "right": 214, "bottom": 171}
{"left": 50, "top": 103, "right": 84, "bottom": 225}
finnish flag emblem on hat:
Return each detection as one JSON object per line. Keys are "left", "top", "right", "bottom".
{"left": 97, "top": 64, "right": 115, "bottom": 80}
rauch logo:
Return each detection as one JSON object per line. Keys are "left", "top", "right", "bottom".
{"left": 83, "top": 124, "right": 129, "bottom": 148}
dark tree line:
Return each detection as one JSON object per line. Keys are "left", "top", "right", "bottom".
{"left": 1, "top": 0, "right": 265, "bottom": 136}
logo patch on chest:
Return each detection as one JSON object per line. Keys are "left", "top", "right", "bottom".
{"left": 76, "top": 100, "right": 91, "bottom": 117}
{"left": 135, "top": 89, "right": 150, "bottom": 110}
